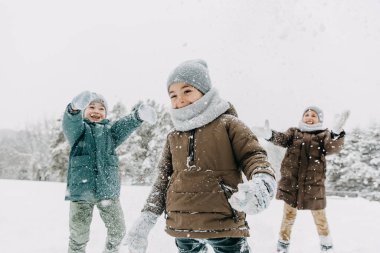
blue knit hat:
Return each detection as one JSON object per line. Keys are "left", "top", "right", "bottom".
{"left": 167, "top": 59, "right": 212, "bottom": 94}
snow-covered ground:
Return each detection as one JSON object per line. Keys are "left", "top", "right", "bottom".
{"left": 0, "top": 179, "right": 379, "bottom": 253}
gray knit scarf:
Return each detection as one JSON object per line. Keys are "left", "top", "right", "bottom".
{"left": 298, "top": 121, "right": 325, "bottom": 132}
{"left": 170, "top": 87, "right": 230, "bottom": 131}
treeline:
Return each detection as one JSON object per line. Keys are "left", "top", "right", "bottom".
{"left": 1, "top": 103, "right": 379, "bottom": 201}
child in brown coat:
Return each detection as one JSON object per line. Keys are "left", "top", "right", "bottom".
{"left": 121, "top": 59, "right": 277, "bottom": 253}
{"left": 252, "top": 106, "right": 349, "bottom": 253}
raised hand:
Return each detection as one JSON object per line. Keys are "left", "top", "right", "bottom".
{"left": 134, "top": 103, "right": 157, "bottom": 125}
{"left": 71, "top": 91, "right": 95, "bottom": 110}
{"left": 332, "top": 110, "right": 350, "bottom": 134}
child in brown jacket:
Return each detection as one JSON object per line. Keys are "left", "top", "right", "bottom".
{"left": 252, "top": 106, "right": 349, "bottom": 253}
{"left": 121, "top": 59, "right": 277, "bottom": 253}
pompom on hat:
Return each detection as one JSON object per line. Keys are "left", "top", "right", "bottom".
{"left": 166, "top": 59, "right": 212, "bottom": 94}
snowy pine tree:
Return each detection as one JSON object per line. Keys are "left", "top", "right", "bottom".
{"left": 0, "top": 130, "right": 29, "bottom": 179}
{"left": 49, "top": 117, "right": 70, "bottom": 182}
{"left": 0, "top": 134, "right": 32, "bottom": 180}
{"left": 118, "top": 100, "right": 173, "bottom": 185}
{"left": 108, "top": 101, "right": 128, "bottom": 122}
{"left": 25, "top": 120, "right": 54, "bottom": 181}
{"left": 0, "top": 120, "right": 53, "bottom": 181}
{"left": 326, "top": 123, "right": 380, "bottom": 200}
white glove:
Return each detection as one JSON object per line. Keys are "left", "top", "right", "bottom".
{"left": 332, "top": 110, "right": 350, "bottom": 134}
{"left": 229, "top": 173, "right": 276, "bottom": 215}
{"left": 251, "top": 120, "right": 272, "bottom": 140}
{"left": 136, "top": 104, "right": 157, "bottom": 125}
{"left": 71, "top": 91, "right": 95, "bottom": 110}
{"left": 120, "top": 211, "right": 159, "bottom": 253}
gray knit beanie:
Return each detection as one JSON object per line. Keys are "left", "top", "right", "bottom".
{"left": 303, "top": 105, "right": 324, "bottom": 123}
{"left": 166, "top": 59, "right": 212, "bottom": 94}
{"left": 90, "top": 92, "right": 108, "bottom": 114}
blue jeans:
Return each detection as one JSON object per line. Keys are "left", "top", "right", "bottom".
{"left": 175, "top": 237, "right": 251, "bottom": 253}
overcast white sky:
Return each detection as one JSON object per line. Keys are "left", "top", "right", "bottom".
{"left": 1, "top": 0, "right": 380, "bottom": 131}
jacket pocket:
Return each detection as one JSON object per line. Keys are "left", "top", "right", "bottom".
{"left": 102, "top": 155, "right": 120, "bottom": 189}
{"left": 71, "top": 155, "right": 92, "bottom": 167}
{"left": 70, "top": 155, "right": 93, "bottom": 183}
{"left": 69, "top": 155, "right": 94, "bottom": 198}
{"left": 306, "top": 184, "right": 325, "bottom": 199}
{"left": 218, "top": 179, "right": 240, "bottom": 223}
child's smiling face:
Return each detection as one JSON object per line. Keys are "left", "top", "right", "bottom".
{"left": 303, "top": 109, "right": 320, "bottom": 125}
{"left": 169, "top": 82, "right": 204, "bottom": 109}
{"left": 84, "top": 101, "right": 106, "bottom": 122}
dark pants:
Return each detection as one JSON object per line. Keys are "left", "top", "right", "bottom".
{"left": 175, "top": 237, "right": 251, "bottom": 253}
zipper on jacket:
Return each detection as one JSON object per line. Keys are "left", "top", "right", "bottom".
{"left": 219, "top": 179, "right": 240, "bottom": 223}
{"left": 187, "top": 129, "right": 196, "bottom": 164}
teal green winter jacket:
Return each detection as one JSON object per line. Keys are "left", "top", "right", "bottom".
{"left": 63, "top": 104, "right": 142, "bottom": 202}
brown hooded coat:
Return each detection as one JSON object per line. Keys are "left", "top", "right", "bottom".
{"left": 270, "top": 128, "right": 345, "bottom": 210}
{"left": 142, "top": 107, "right": 275, "bottom": 238}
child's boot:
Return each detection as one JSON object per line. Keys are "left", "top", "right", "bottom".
{"left": 277, "top": 239, "right": 290, "bottom": 253}
{"left": 320, "top": 235, "right": 334, "bottom": 252}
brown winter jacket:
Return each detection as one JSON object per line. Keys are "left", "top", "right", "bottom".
{"left": 269, "top": 128, "right": 345, "bottom": 210}
{"left": 142, "top": 107, "right": 275, "bottom": 238}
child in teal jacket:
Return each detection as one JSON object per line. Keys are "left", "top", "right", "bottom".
{"left": 63, "top": 91, "right": 157, "bottom": 253}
